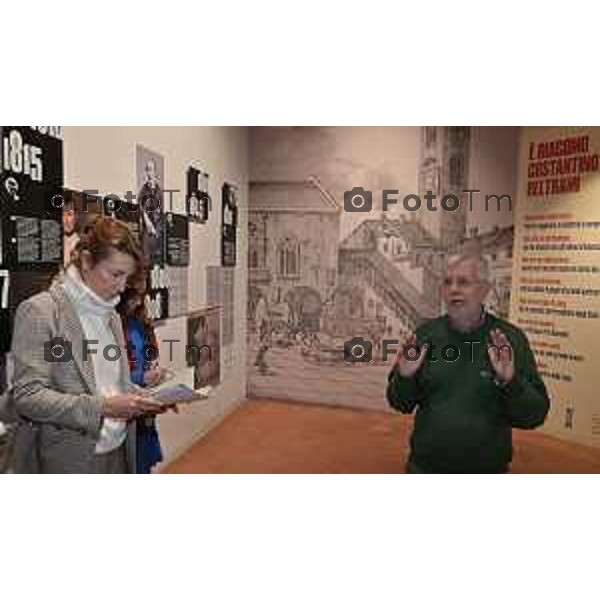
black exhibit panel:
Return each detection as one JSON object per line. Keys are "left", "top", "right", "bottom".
{"left": 187, "top": 166, "right": 211, "bottom": 224}
{"left": 166, "top": 212, "right": 190, "bottom": 267}
{"left": 221, "top": 182, "right": 238, "bottom": 267}
{"left": 0, "top": 126, "right": 64, "bottom": 352}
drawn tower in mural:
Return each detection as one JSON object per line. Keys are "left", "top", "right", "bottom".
{"left": 417, "top": 126, "right": 471, "bottom": 249}
{"left": 329, "top": 126, "right": 475, "bottom": 341}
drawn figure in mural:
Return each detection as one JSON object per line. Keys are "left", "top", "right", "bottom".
{"left": 386, "top": 253, "right": 550, "bottom": 474}
{"left": 564, "top": 407, "right": 574, "bottom": 429}
{"left": 270, "top": 301, "right": 294, "bottom": 349}
{"left": 369, "top": 321, "right": 386, "bottom": 364}
{"left": 139, "top": 157, "right": 164, "bottom": 265}
{"left": 253, "top": 296, "right": 272, "bottom": 375}
{"left": 280, "top": 300, "right": 291, "bottom": 331}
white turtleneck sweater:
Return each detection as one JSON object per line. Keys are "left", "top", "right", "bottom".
{"left": 63, "top": 266, "right": 127, "bottom": 454}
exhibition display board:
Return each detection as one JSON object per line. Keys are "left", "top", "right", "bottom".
{"left": 510, "top": 126, "right": 600, "bottom": 447}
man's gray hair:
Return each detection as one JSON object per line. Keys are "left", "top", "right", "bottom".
{"left": 445, "top": 253, "right": 491, "bottom": 284}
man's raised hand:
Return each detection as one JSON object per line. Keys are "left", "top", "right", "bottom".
{"left": 394, "top": 334, "right": 428, "bottom": 378}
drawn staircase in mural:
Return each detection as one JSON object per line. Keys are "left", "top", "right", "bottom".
{"left": 338, "top": 247, "right": 438, "bottom": 326}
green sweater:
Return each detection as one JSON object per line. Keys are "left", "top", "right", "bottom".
{"left": 386, "top": 312, "right": 550, "bottom": 473}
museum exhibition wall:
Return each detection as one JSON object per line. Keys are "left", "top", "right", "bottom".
{"left": 0, "top": 126, "right": 249, "bottom": 467}
{"left": 247, "top": 126, "right": 518, "bottom": 411}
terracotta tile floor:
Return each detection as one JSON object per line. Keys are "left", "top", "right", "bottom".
{"left": 164, "top": 398, "right": 600, "bottom": 474}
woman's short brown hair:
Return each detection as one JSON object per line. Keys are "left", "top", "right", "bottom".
{"left": 71, "top": 214, "right": 146, "bottom": 275}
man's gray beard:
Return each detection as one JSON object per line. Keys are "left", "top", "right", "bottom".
{"left": 448, "top": 307, "right": 485, "bottom": 333}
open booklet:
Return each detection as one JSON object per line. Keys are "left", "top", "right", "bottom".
{"left": 147, "top": 383, "right": 210, "bottom": 405}
{"left": 144, "top": 367, "right": 176, "bottom": 388}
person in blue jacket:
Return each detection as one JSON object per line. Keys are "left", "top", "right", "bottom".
{"left": 117, "top": 277, "right": 164, "bottom": 473}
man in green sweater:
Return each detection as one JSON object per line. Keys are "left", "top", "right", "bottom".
{"left": 386, "top": 253, "right": 550, "bottom": 473}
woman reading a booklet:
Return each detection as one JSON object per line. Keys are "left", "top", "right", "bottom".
{"left": 11, "top": 216, "right": 165, "bottom": 473}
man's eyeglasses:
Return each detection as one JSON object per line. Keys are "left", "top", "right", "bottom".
{"left": 442, "top": 277, "right": 483, "bottom": 288}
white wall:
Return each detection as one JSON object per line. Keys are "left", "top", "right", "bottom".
{"left": 467, "top": 126, "right": 519, "bottom": 233}
{"left": 63, "top": 126, "right": 249, "bottom": 465}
